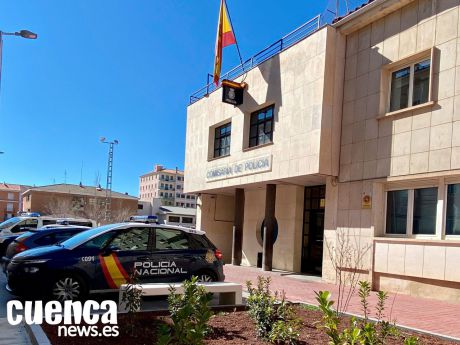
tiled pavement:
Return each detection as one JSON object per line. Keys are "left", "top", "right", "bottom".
{"left": 0, "top": 318, "right": 30, "bottom": 345}
{"left": 224, "top": 264, "right": 460, "bottom": 340}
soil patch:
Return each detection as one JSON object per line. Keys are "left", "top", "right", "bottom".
{"left": 42, "top": 307, "right": 458, "bottom": 345}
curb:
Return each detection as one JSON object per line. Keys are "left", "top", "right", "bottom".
{"left": 24, "top": 322, "right": 51, "bottom": 345}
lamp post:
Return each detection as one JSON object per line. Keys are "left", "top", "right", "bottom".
{"left": 0, "top": 29, "right": 38, "bottom": 91}
{"left": 100, "top": 137, "right": 119, "bottom": 222}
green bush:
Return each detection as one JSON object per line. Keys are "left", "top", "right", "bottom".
{"left": 120, "top": 270, "right": 143, "bottom": 337}
{"left": 315, "top": 281, "right": 419, "bottom": 345}
{"left": 246, "top": 276, "right": 301, "bottom": 344}
{"left": 158, "top": 276, "right": 213, "bottom": 345}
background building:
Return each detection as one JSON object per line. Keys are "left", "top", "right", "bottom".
{"left": 157, "top": 205, "right": 196, "bottom": 227}
{"left": 185, "top": 0, "right": 460, "bottom": 302}
{"left": 22, "top": 183, "right": 138, "bottom": 224}
{"left": 0, "top": 183, "right": 21, "bottom": 221}
{"left": 139, "top": 165, "right": 197, "bottom": 208}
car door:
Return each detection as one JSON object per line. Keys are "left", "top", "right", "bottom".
{"left": 98, "top": 227, "right": 153, "bottom": 288}
{"left": 150, "top": 228, "right": 191, "bottom": 283}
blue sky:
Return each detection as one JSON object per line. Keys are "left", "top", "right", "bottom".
{"left": 0, "top": 0, "right": 365, "bottom": 196}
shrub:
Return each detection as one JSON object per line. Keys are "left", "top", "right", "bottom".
{"left": 246, "top": 276, "right": 301, "bottom": 344}
{"left": 158, "top": 276, "right": 213, "bottom": 345}
{"left": 120, "top": 270, "right": 143, "bottom": 336}
{"left": 315, "top": 281, "right": 419, "bottom": 345}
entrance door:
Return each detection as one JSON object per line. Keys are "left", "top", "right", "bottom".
{"left": 301, "top": 185, "right": 325, "bottom": 274}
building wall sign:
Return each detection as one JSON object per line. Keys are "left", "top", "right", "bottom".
{"left": 206, "top": 155, "right": 272, "bottom": 182}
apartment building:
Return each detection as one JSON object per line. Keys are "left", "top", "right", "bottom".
{"left": 139, "top": 165, "right": 197, "bottom": 208}
{"left": 0, "top": 183, "right": 21, "bottom": 220}
{"left": 185, "top": 0, "right": 460, "bottom": 302}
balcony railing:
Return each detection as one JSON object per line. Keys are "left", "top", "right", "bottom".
{"left": 189, "top": 14, "right": 322, "bottom": 105}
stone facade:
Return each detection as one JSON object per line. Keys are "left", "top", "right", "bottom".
{"left": 185, "top": 0, "right": 460, "bottom": 302}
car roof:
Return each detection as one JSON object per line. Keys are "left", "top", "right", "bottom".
{"left": 62, "top": 223, "right": 206, "bottom": 250}
{"left": 16, "top": 216, "right": 93, "bottom": 221}
{"left": 122, "top": 222, "right": 206, "bottom": 235}
{"left": 39, "top": 225, "right": 91, "bottom": 230}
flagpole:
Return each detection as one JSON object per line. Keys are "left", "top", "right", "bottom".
{"left": 223, "top": 0, "right": 244, "bottom": 68}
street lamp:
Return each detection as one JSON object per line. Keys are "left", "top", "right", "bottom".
{"left": 0, "top": 29, "right": 38, "bottom": 92}
{"left": 100, "top": 137, "right": 119, "bottom": 222}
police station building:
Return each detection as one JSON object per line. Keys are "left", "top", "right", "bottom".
{"left": 185, "top": 0, "right": 460, "bottom": 302}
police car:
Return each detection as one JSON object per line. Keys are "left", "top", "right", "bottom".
{"left": 6, "top": 223, "right": 225, "bottom": 301}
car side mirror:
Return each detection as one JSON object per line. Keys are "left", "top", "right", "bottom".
{"left": 102, "top": 245, "right": 119, "bottom": 256}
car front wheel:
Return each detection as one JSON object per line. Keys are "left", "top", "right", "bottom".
{"left": 51, "top": 275, "right": 86, "bottom": 302}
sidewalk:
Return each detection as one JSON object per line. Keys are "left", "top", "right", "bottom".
{"left": 0, "top": 318, "right": 30, "bottom": 345}
{"left": 224, "top": 264, "right": 460, "bottom": 340}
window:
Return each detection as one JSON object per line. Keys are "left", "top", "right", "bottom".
{"left": 446, "top": 184, "right": 460, "bottom": 235}
{"left": 80, "top": 232, "right": 115, "bottom": 249}
{"left": 386, "top": 187, "right": 437, "bottom": 236}
{"left": 168, "top": 216, "right": 180, "bottom": 223}
{"left": 412, "top": 187, "right": 437, "bottom": 235}
{"left": 138, "top": 204, "right": 144, "bottom": 210}
{"left": 214, "top": 122, "right": 231, "bottom": 158}
{"left": 34, "top": 234, "right": 57, "bottom": 246}
{"left": 7, "top": 193, "right": 14, "bottom": 200}
{"left": 389, "top": 59, "right": 431, "bottom": 112}
{"left": 182, "top": 217, "right": 193, "bottom": 224}
{"left": 249, "top": 105, "right": 274, "bottom": 147}
{"left": 177, "top": 185, "right": 182, "bottom": 189}
{"left": 386, "top": 190, "right": 408, "bottom": 235}
{"left": 110, "top": 228, "right": 149, "bottom": 251}
{"left": 6, "top": 203, "right": 13, "bottom": 212}
{"left": 155, "top": 228, "right": 189, "bottom": 250}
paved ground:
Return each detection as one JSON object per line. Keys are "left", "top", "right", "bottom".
{"left": 224, "top": 264, "right": 460, "bottom": 340}
{"left": 0, "top": 274, "right": 31, "bottom": 345}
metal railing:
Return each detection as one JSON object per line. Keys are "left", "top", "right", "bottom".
{"left": 189, "top": 14, "right": 322, "bottom": 105}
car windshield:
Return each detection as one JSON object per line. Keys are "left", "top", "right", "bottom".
{"left": 0, "top": 217, "right": 22, "bottom": 231}
{"left": 60, "top": 224, "right": 120, "bottom": 249}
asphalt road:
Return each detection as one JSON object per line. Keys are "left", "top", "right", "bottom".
{"left": 0, "top": 273, "right": 16, "bottom": 318}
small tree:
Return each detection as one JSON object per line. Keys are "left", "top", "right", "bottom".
{"left": 325, "top": 230, "right": 372, "bottom": 315}
{"left": 120, "top": 270, "right": 143, "bottom": 337}
{"left": 158, "top": 277, "right": 213, "bottom": 345}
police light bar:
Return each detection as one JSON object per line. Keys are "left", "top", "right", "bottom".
{"left": 128, "top": 215, "right": 158, "bottom": 223}
{"left": 18, "top": 212, "right": 41, "bottom": 217}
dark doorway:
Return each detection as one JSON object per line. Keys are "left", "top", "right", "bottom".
{"left": 301, "top": 185, "right": 325, "bottom": 275}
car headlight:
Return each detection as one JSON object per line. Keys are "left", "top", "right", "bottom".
{"left": 20, "top": 259, "right": 49, "bottom": 265}
{"left": 23, "top": 267, "right": 40, "bottom": 273}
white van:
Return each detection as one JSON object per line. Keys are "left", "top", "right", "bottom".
{"left": 0, "top": 216, "right": 96, "bottom": 236}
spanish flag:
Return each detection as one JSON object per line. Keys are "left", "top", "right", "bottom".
{"left": 213, "top": 0, "right": 237, "bottom": 86}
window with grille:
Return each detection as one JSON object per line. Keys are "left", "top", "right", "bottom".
{"left": 214, "top": 122, "right": 231, "bottom": 158}
{"left": 249, "top": 105, "right": 274, "bottom": 148}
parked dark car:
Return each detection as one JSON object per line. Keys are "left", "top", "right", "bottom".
{"left": 6, "top": 223, "right": 225, "bottom": 301}
{"left": 1, "top": 225, "right": 90, "bottom": 273}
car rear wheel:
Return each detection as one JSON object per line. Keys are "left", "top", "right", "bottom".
{"left": 196, "top": 271, "right": 216, "bottom": 282}
{"left": 51, "top": 275, "right": 86, "bottom": 302}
